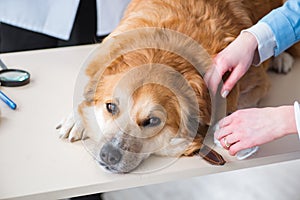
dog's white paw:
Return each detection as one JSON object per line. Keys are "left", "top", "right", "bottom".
{"left": 271, "top": 52, "right": 294, "bottom": 74}
{"left": 56, "top": 112, "right": 84, "bottom": 142}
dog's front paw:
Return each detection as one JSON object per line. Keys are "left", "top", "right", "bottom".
{"left": 56, "top": 112, "right": 84, "bottom": 142}
{"left": 271, "top": 52, "right": 294, "bottom": 74}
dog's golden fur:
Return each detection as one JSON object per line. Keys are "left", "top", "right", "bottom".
{"left": 61, "top": 0, "right": 291, "bottom": 172}
{"left": 86, "top": 0, "right": 284, "bottom": 115}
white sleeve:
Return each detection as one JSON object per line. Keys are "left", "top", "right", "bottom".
{"left": 242, "top": 22, "right": 276, "bottom": 65}
{"left": 0, "top": 0, "right": 80, "bottom": 40}
{"left": 294, "top": 101, "right": 300, "bottom": 140}
{"left": 96, "top": 0, "right": 131, "bottom": 36}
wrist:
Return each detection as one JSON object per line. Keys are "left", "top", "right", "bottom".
{"left": 242, "top": 22, "right": 276, "bottom": 65}
{"left": 278, "top": 105, "right": 297, "bottom": 137}
{"left": 240, "top": 32, "right": 258, "bottom": 49}
{"left": 240, "top": 32, "right": 259, "bottom": 64}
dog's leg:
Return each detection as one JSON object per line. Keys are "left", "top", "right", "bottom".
{"left": 271, "top": 52, "right": 294, "bottom": 74}
{"left": 238, "top": 51, "right": 294, "bottom": 109}
{"left": 225, "top": 85, "right": 239, "bottom": 114}
{"left": 238, "top": 77, "right": 270, "bottom": 109}
{"left": 156, "top": 138, "right": 192, "bottom": 157}
{"left": 56, "top": 111, "right": 85, "bottom": 142}
{"left": 237, "top": 63, "right": 271, "bottom": 108}
{"left": 287, "top": 41, "right": 300, "bottom": 57}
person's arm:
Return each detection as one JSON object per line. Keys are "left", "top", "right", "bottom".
{"left": 242, "top": 22, "right": 275, "bottom": 65}
{"left": 260, "top": 0, "right": 300, "bottom": 57}
{"left": 244, "top": 0, "right": 300, "bottom": 65}
{"left": 215, "top": 105, "right": 298, "bottom": 156}
{"left": 204, "top": 32, "right": 258, "bottom": 97}
{"left": 205, "top": 0, "right": 300, "bottom": 98}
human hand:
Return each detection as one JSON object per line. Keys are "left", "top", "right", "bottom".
{"left": 204, "top": 32, "right": 258, "bottom": 97}
{"left": 215, "top": 106, "right": 297, "bottom": 156}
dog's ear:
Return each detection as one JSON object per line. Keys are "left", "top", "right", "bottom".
{"left": 187, "top": 75, "right": 212, "bottom": 126}
{"left": 83, "top": 77, "right": 98, "bottom": 103}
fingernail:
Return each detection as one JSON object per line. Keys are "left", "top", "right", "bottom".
{"left": 221, "top": 90, "right": 229, "bottom": 98}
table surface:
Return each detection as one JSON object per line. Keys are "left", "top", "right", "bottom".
{"left": 1, "top": 45, "right": 300, "bottom": 200}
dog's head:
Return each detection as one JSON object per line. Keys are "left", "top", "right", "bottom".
{"left": 78, "top": 49, "right": 212, "bottom": 173}
{"left": 77, "top": 29, "right": 216, "bottom": 173}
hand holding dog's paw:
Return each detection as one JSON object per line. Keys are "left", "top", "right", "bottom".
{"left": 56, "top": 112, "right": 84, "bottom": 142}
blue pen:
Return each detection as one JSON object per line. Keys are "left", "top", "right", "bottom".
{"left": 0, "top": 90, "right": 17, "bottom": 110}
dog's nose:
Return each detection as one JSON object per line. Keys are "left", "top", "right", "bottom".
{"left": 100, "top": 143, "right": 122, "bottom": 165}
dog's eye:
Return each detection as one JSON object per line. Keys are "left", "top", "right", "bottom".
{"left": 142, "top": 117, "right": 161, "bottom": 127}
{"left": 106, "top": 103, "right": 118, "bottom": 115}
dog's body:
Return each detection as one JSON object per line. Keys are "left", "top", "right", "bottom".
{"left": 58, "top": 0, "right": 294, "bottom": 173}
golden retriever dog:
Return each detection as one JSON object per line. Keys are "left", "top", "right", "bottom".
{"left": 57, "top": 0, "right": 292, "bottom": 173}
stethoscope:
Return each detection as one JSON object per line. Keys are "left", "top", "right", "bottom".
{"left": 0, "top": 59, "right": 31, "bottom": 109}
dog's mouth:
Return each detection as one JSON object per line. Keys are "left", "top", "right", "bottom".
{"left": 97, "top": 157, "right": 146, "bottom": 173}
{"left": 98, "top": 160, "right": 122, "bottom": 173}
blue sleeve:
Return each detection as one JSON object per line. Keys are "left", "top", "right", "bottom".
{"left": 260, "top": 0, "right": 300, "bottom": 56}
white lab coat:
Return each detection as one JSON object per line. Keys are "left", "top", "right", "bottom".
{"left": 0, "top": 0, "right": 131, "bottom": 40}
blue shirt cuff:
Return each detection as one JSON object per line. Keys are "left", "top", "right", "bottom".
{"left": 260, "top": 9, "right": 296, "bottom": 57}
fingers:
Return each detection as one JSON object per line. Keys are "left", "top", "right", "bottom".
{"left": 206, "top": 32, "right": 256, "bottom": 99}
{"left": 217, "top": 128, "right": 249, "bottom": 156}
{"left": 214, "top": 114, "right": 242, "bottom": 155}
{"left": 215, "top": 125, "right": 231, "bottom": 140}
{"left": 221, "top": 65, "right": 247, "bottom": 97}
{"left": 218, "top": 115, "right": 233, "bottom": 128}
{"left": 227, "top": 142, "right": 246, "bottom": 156}
{"left": 214, "top": 114, "right": 255, "bottom": 156}
{"left": 204, "top": 65, "right": 223, "bottom": 95}
{"left": 205, "top": 62, "right": 244, "bottom": 99}
{"left": 218, "top": 133, "right": 240, "bottom": 150}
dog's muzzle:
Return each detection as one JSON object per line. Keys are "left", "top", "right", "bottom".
{"left": 100, "top": 143, "right": 122, "bottom": 165}
{"left": 97, "top": 134, "right": 150, "bottom": 173}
